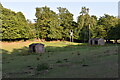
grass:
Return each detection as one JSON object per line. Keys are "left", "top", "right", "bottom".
{"left": 1, "top": 40, "right": 119, "bottom": 78}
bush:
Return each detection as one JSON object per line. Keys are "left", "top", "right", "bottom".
{"left": 36, "top": 63, "right": 49, "bottom": 71}
{"left": 56, "top": 60, "right": 62, "bottom": 63}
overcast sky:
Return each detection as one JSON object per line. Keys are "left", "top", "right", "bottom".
{"left": 1, "top": 0, "right": 119, "bottom": 22}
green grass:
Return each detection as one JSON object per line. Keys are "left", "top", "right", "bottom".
{"left": 1, "top": 41, "right": 119, "bottom": 78}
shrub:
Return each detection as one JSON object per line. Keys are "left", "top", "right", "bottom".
{"left": 36, "top": 63, "right": 49, "bottom": 71}
{"left": 56, "top": 60, "right": 62, "bottom": 63}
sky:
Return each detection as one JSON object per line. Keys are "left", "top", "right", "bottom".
{"left": 1, "top": 0, "right": 119, "bottom": 22}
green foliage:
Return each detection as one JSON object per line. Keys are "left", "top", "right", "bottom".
{"left": 107, "top": 19, "right": 120, "bottom": 42}
{"left": 92, "top": 25, "right": 106, "bottom": 38}
{"left": 27, "top": 19, "right": 37, "bottom": 39}
{"left": 36, "top": 63, "right": 49, "bottom": 71}
{"left": 1, "top": 5, "right": 33, "bottom": 40}
{"left": 35, "top": 6, "right": 63, "bottom": 39}
{"left": 98, "top": 14, "right": 118, "bottom": 40}
{"left": 56, "top": 60, "right": 62, "bottom": 63}
{"left": 1, "top": 3, "right": 120, "bottom": 41}
{"left": 80, "top": 7, "right": 89, "bottom": 15}
{"left": 77, "top": 7, "right": 97, "bottom": 41}
{"left": 57, "top": 7, "right": 74, "bottom": 40}
{"left": 77, "top": 9, "right": 119, "bottom": 42}
{"left": 35, "top": 6, "right": 75, "bottom": 40}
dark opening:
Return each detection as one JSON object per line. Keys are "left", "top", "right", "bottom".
{"left": 90, "top": 40, "right": 92, "bottom": 45}
{"left": 33, "top": 46, "right": 36, "bottom": 52}
{"left": 95, "top": 41, "right": 98, "bottom": 44}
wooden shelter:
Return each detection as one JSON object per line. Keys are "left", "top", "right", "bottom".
{"left": 29, "top": 43, "right": 45, "bottom": 53}
{"left": 89, "top": 38, "right": 105, "bottom": 45}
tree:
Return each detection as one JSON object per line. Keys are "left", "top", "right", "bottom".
{"left": 27, "top": 19, "right": 37, "bottom": 39}
{"left": 71, "top": 21, "right": 78, "bottom": 40}
{"left": 57, "top": 7, "right": 74, "bottom": 40}
{"left": 92, "top": 25, "right": 106, "bottom": 38}
{"left": 16, "top": 12, "right": 31, "bottom": 39}
{"left": 77, "top": 7, "right": 97, "bottom": 42}
{"left": 2, "top": 7, "right": 21, "bottom": 40}
{"left": 1, "top": 4, "right": 32, "bottom": 41}
{"left": 98, "top": 14, "right": 118, "bottom": 41}
{"left": 35, "top": 6, "right": 63, "bottom": 40}
{"left": 80, "top": 7, "right": 89, "bottom": 15}
{"left": 107, "top": 19, "right": 120, "bottom": 43}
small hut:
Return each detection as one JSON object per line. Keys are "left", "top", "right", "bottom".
{"left": 29, "top": 43, "right": 45, "bottom": 53}
{"left": 89, "top": 38, "right": 105, "bottom": 45}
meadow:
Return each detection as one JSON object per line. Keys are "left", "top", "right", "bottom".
{"left": 1, "top": 40, "right": 119, "bottom": 78}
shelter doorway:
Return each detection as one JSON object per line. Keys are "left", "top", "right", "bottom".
{"left": 90, "top": 40, "right": 92, "bottom": 45}
{"left": 33, "top": 46, "right": 36, "bottom": 52}
{"left": 95, "top": 41, "right": 98, "bottom": 44}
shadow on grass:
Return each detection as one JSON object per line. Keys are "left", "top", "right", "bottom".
{"left": 1, "top": 43, "right": 119, "bottom": 78}
{"left": 0, "top": 44, "right": 87, "bottom": 61}
{"left": 0, "top": 49, "right": 9, "bottom": 54}
{"left": 1, "top": 43, "right": 120, "bottom": 56}
{"left": 1, "top": 43, "right": 119, "bottom": 62}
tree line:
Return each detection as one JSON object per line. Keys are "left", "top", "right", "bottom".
{"left": 1, "top": 3, "right": 120, "bottom": 43}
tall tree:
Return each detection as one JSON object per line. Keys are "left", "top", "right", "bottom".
{"left": 107, "top": 18, "right": 120, "bottom": 43}
{"left": 1, "top": 4, "right": 31, "bottom": 41}
{"left": 57, "top": 7, "right": 74, "bottom": 40}
{"left": 77, "top": 7, "right": 97, "bottom": 41}
{"left": 35, "top": 6, "right": 63, "bottom": 40}
{"left": 27, "top": 19, "right": 37, "bottom": 39}
{"left": 98, "top": 14, "right": 118, "bottom": 41}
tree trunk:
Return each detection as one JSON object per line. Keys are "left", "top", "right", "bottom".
{"left": 115, "top": 40, "right": 117, "bottom": 43}
{"left": 108, "top": 39, "right": 110, "bottom": 42}
{"left": 106, "top": 39, "right": 108, "bottom": 42}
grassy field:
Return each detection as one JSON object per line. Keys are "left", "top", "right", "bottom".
{"left": 0, "top": 40, "right": 119, "bottom": 78}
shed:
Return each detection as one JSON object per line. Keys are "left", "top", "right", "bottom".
{"left": 29, "top": 43, "right": 45, "bottom": 53}
{"left": 89, "top": 38, "right": 105, "bottom": 45}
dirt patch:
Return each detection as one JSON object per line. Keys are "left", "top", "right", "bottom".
{"left": 0, "top": 39, "right": 42, "bottom": 45}
{"left": 0, "top": 39, "right": 70, "bottom": 45}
